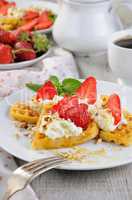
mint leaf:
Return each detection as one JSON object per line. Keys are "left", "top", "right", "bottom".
{"left": 26, "top": 83, "right": 42, "bottom": 92}
{"left": 50, "top": 76, "right": 60, "bottom": 86}
{"left": 49, "top": 76, "right": 63, "bottom": 95}
{"left": 62, "top": 78, "right": 81, "bottom": 95}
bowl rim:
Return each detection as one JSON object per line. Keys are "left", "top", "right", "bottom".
{"left": 0, "top": 49, "right": 51, "bottom": 70}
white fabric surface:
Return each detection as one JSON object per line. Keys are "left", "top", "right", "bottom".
{"left": 0, "top": 48, "right": 79, "bottom": 200}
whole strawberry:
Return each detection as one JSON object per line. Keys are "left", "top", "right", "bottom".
{"left": 0, "top": 30, "right": 16, "bottom": 45}
{"left": 14, "top": 41, "right": 32, "bottom": 50}
{"left": 0, "top": 43, "right": 13, "bottom": 64}
{"left": 15, "top": 48, "right": 36, "bottom": 62}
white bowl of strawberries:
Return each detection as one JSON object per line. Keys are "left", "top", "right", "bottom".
{"left": 0, "top": 29, "right": 51, "bottom": 70}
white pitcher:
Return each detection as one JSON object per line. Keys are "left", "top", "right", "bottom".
{"left": 53, "top": 0, "right": 132, "bottom": 55}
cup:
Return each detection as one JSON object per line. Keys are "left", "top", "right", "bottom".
{"left": 108, "top": 29, "right": 132, "bottom": 86}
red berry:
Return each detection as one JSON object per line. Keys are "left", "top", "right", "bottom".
{"left": 107, "top": 94, "right": 121, "bottom": 125}
{"left": 23, "top": 10, "right": 39, "bottom": 21}
{"left": 51, "top": 95, "right": 90, "bottom": 129}
{"left": 59, "top": 96, "right": 78, "bottom": 119}
{"left": 43, "top": 81, "right": 55, "bottom": 88}
{"left": 15, "top": 48, "right": 36, "bottom": 62}
{"left": 0, "top": 30, "right": 16, "bottom": 45}
{"left": 52, "top": 96, "right": 78, "bottom": 116}
{"left": 17, "top": 18, "right": 38, "bottom": 32}
{"left": 15, "top": 41, "right": 32, "bottom": 49}
{"left": 65, "top": 104, "right": 90, "bottom": 129}
{"left": 36, "top": 81, "right": 57, "bottom": 101}
{"left": 0, "top": 44, "right": 13, "bottom": 64}
{"left": 76, "top": 76, "right": 97, "bottom": 104}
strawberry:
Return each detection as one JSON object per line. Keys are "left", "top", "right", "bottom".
{"left": 18, "top": 18, "right": 38, "bottom": 32}
{"left": 36, "top": 81, "right": 57, "bottom": 100}
{"left": 0, "top": 0, "right": 8, "bottom": 7}
{"left": 0, "top": 44, "right": 13, "bottom": 64}
{"left": 23, "top": 10, "right": 39, "bottom": 21}
{"left": 14, "top": 41, "right": 32, "bottom": 49}
{"left": 35, "top": 11, "right": 53, "bottom": 30}
{"left": 0, "top": 30, "right": 16, "bottom": 45}
{"left": 51, "top": 96, "right": 78, "bottom": 115}
{"left": 58, "top": 96, "right": 78, "bottom": 118}
{"left": 34, "top": 20, "right": 53, "bottom": 30}
{"left": 43, "top": 81, "right": 55, "bottom": 88}
{"left": 107, "top": 94, "right": 121, "bottom": 125}
{"left": 65, "top": 104, "right": 90, "bottom": 129}
{"left": 76, "top": 76, "right": 97, "bottom": 104}
{"left": 51, "top": 95, "right": 90, "bottom": 129}
{"left": 15, "top": 48, "right": 36, "bottom": 62}
{"left": 38, "top": 11, "right": 50, "bottom": 23}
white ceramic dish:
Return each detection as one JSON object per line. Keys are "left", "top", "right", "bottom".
{"left": 9, "top": 0, "right": 59, "bottom": 33}
{"left": 0, "top": 49, "right": 51, "bottom": 70}
{"left": 0, "top": 80, "right": 132, "bottom": 170}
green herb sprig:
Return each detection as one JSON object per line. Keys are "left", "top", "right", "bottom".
{"left": 26, "top": 76, "right": 81, "bottom": 96}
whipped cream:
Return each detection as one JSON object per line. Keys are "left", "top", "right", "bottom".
{"left": 38, "top": 114, "right": 83, "bottom": 139}
{"left": 29, "top": 95, "right": 63, "bottom": 112}
{"left": 43, "top": 95, "right": 63, "bottom": 105}
{"left": 89, "top": 96, "right": 127, "bottom": 132}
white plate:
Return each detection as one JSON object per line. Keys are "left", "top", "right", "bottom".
{"left": 11, "top": 0, "right": 59, "bottom": 34}
{"left": 0, "top": 49, "right": 51, "bottom": 70}
{"left": 0, "top": 80, "right": 132, "bottom": 170}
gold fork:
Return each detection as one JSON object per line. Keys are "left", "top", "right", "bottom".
{"left": 3, "top": 156, "right": 67, "bottom": 200}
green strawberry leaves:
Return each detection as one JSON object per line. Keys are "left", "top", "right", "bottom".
{"left": 26, "top": 76, "right": 81, "bottom": 96}
{"left": 32, "top": 33, "right": 50, "bottom": 53}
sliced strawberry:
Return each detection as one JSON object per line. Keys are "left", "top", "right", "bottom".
{"left": 107, "top": 94, "right": 121, "bottom": 125}
{"left": 64, "top": 104, "right": 90, "bottom": 129}
{"left": 0, "top": 5, "right": 8, "bottom": 15}
{"left": 59, "top": 96, "right": 78, "bottom": 119}
{"left": 0, "top": 30, "right": 16, "bottom": 45}
{"left": 0, "top": 0, "right": 8, "bottom": 7}
{"left": 76, "top": 76, "right": 97, "bottom": 104}
{"left": 36, "top": 81, "right": 57, "bottom": 101}
{"left": 18, "top": 18, "right": 38, "bottom": 32}
{"left": 43, "top": 81, "right": 54, "bottom": 88}
{"left": 15, "top": 48, "right": 36, "bottom": 62}
{"left": 51, "top": 95, "right": 89, "bottom": 129}
{"left": 51, "top": 96, "right": 69, "bottom": 113}
{"left": 23, "top": 10, "right": 39, "bottom": 21}
{"left": 14, "top": 41, "right": 32, "bottom": 49}
{"left": 0, "top": 44, "right": 13, "bottom": 64}
{"left": 34, "top": 11, "right": 53, "bottom": 30}
{"left": 37, "top": 11, "right": 50, "bottom": 23}
{"left": 34, "top": 20, "right": 53, "bottom": 30}
{"left": 51, "top": 96, "right": 78, "bottom": 116}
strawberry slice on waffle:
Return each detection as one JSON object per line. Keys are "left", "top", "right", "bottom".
{"left": 52, "top": 96, "right": 90, "bottom": 129}
{"left": 36, "top": 81, "right": 57, "bottom": 101}
{"left": 76, "top": 76, "right": 97, "bottom": 104}
{"left": 64, "top": 104, "right": 90, "bottom": 129}
{"left": 107, "top": 94, "right": 121, "bottom": 125}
